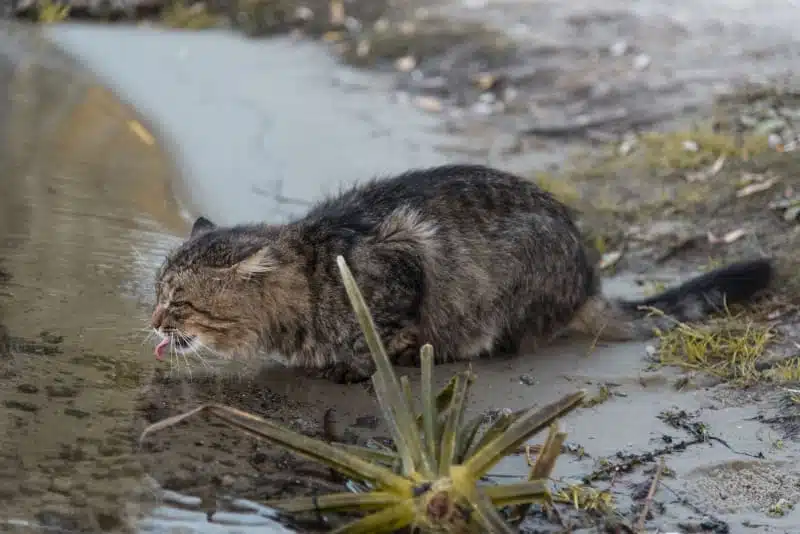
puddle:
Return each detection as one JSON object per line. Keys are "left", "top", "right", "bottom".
{"left": 0, "top": 24, "right": 187, "bottom": 531}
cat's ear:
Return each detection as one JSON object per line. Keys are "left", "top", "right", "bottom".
{"left": 190, "top": 216, "right": 215, "bottom": 237}
{"left": 233, "top": 246, "right": 274, "bottom": 278}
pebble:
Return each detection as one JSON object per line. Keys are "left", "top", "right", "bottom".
{"left": 610, "top": 40, "right": 629, "bottom": 57}
{"left": 353, "top": 415, "right": 380, "bottom": 429}
{"left": 519, "top": 374, "right": 536, "bottom": 386}
{"left": 633, "top": 53, "right": 652, "bottom": 70}
{"left": 394, "top": 55, "right": 416, "bottom": 72}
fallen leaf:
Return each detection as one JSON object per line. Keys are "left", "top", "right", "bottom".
{"left": 413, "top": 95, "right": 443, "bottom": 113}
{"left": 707, "top": 228, "right": 748, "bottom": 244}
{"left": 721, "top": 228, "right": 748, "bottom": 243}
{"left": 736, "top": 177, "right": 777, "bottom": 198}
{"left": 128, "top": 120, "right": 154, "bottom": 146}
{"left": 599, "top": 250, "right": 623, "bottom": 270}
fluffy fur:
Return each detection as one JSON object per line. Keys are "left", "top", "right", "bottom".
{"left": 151, "top": 164, "right": 773, "bottom": 383}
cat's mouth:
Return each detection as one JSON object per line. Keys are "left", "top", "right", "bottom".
{"left": 154, "top": 334, "right": 197, "bottom": 360}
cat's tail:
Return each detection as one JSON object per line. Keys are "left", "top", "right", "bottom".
{"left": 568, "top": 258, "right": 774, "bottom": 341}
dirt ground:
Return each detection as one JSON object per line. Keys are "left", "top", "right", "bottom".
{"left": 3, "top": 1, "right": 800, "bottom": 533}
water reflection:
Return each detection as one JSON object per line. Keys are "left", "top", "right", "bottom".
{"left": 0, "top": 25, "right": 186, "bottom": 530}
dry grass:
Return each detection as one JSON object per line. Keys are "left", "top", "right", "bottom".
{"left": 634, "top": 128, "right": 770, "bottom": 171}
{"left": 653, "top": 310, "right": 778, "bottom": 385}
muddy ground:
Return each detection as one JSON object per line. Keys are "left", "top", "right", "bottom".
{"left": 2, "top": 2, "right": 800, "bottom": 533}
{"left": 131, "top": 89, "right": 800, "bottom": 534}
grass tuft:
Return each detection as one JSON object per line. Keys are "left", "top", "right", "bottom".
{"left": 652, "top": 310, "right": 777, "bottom": 385}
{"left": 633, "top": 128, "right": 770, "bottom": 171}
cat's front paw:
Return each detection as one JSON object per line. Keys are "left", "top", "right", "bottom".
{"left": 319, "top": 361, "right": 374, "bottom": 384}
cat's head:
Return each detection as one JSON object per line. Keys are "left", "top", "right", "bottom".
{"left": 150, "top": 216, "right": 304, "bottom": 361}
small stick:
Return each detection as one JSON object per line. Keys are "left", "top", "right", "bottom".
{"left": 636, "top": 457, "right": 665, "bottom": 532}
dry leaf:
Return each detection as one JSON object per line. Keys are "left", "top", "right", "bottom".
{"left": 329, "top": 0, "right": 345, "bottom": 25}
{"left": 599, "top": 250, "right": 623, "bottom": 270}
{"left": 413, "top": 96, "right": 443, "bottom": 113}
{"left": 736, "top": 177, "right": 777, "bottom": 198}
{"left": 707, "top": 228, "right": 748, "bottom": 244}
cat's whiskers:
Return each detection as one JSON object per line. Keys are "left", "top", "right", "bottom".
{"left": 188, "top": 338, "right": 213, "bottom": 370}
{"left": 176, "top": 331, "right": 194, "bottom": 379}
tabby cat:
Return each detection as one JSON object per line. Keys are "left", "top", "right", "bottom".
{"left": 151, "top": 164, "right": 772, "bottom": 383}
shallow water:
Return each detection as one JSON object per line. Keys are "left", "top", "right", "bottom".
{"left": 0, "top": 25, "right": 188, "bottom": 531}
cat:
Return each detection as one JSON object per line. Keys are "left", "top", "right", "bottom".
{"left": 150, "top": 164, "right": 773, "bottom": 383}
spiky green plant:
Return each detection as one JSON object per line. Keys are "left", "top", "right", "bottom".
{"left": 140, "top": 255, "right": 586, "bottom": 533}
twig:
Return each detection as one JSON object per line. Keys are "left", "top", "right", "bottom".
{"left": 635, "top": 457, "right": 665, "bottom": 532}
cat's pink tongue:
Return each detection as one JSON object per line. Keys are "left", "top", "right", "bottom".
{"left": 155, "top": 338, "right": 169, "bottom": 360}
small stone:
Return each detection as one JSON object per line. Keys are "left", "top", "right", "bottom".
{"left": 610, "top": 40, "right": 629, "bottom": 57}
{"left": 353, "top": 415, "right": 380, "bottom": 429}
{"left": 633, "top": 53, "right": 651, "bottom": 70}
{"left": 519, "top": 374, "right": 536, "bottom": 386}
{"left": 40, "top": 331, "right": 64, "bottom": 344}
{"left": 394, "top": 55, "right": 416, "bottom": 72}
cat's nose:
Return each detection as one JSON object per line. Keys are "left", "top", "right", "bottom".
{"left": 150, "top": 306, "right": 166, "bottom": 330}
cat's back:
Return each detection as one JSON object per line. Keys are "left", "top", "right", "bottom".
{"left": 301, "top": 164, "right": 567, "bottom": 232}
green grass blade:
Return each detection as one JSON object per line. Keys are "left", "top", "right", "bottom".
{"left": 438, "top": 371, "right": 471, "bottom": 475}
{"left": 469, "top": 488, "right": 516, "bottom": 534}
{"left": 140, "top": 404, "right": 412, "bottom": 493}
{"left": 463, "top": 391, "right": 585, "bottom": 479}
{"left": 483, "top": 480, "right": 550, "bottom": 507}
{"left": 330, "top": 500, "right": 416, "bottom": 534}
{"left": 337, "top": 256, "right": 430, "bottom": 475}
{"left": 267, "top": 491, "right": 403, "bottom": 513}
{"left": 420, "top": 344, "right": 438, "bottom": 474}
